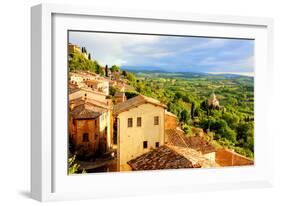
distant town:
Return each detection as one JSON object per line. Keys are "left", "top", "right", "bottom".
{"left": 68, "top": 43, "right": 254, "bottom": 174}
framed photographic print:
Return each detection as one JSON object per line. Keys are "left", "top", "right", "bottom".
{"left": 31, "top": 3, "right": 274, "bottom": 201}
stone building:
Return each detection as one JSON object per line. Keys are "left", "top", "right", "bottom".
{"left": 69, "top": 98, "right": 113, "bottom": 158}
{"left": 69, "top": 87, "right": 108, "bottom": 104}
{"left": 85, "top": 79, "right": 109, "bottom": 95}
{"left": 208, "top": 92, "right": 220, "bottom": 108}
{"left": 68, "top": 43, "right": 81, "bottom": 53}
{"left": 114, "top": 92, "right": 127, "bottom": 104}
{"left": 113, "top": 95, "right": 166, "bottom": 171}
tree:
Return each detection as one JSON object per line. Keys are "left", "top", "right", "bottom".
{"left": 88, "top": 53, "right": 91, "bottom": 60}
{"left": 180, "top": 109, "right": 191, "bottom": 124}
{"left": 110, "top": 65, "right": 120, "bottom": 72}
{"left": 191, "top": 102, "right": 195, "bottom": 119}
{"left": 96, "top": 65, "right": 105, "bottom": 76}
{"left": 109, "top": 86, "right": 117, "bottom": 96}
{"left": 175, "top": 91, "right": 184, "bottom": 100}
{"left": 200, "top": 99, "right": 209, "bottom": 113}
{"left": 236, "top": 122, "right": 254, "bottom": 151}
{"left": 122, "top": 70, "right": 127, "bottom": 77}
{"left": 125, "top": 91, "right": 138, "bottom": 99}
{"left": 105, "top": 65, "right": 109, "bottom": 77}
{"left": 222, "top": 112, "right": 240, "bottom": 129}
{"left": 126, "top": 72, "right": 136, "bottom": 82}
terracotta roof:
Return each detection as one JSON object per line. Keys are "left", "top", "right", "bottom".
{"left": 168, "top": 145, "right": 220, "bottom": 168}
{"left": 165, "top": 129, "right": 187, "bottom": 147}
{"left": 127, "top": 145, "right": 193, "bottom": 171}
{"left": 165, "top": 129, "right": 216, "bottom": 154}
{"left": 114, "top": 92, "right": 125, "bottom": 97}
{"left": 113, "top": 95, "right": 166, "bottom": 115}
{"left": 68, "top": 83, "right": 80, "bottom": 94}
{"left": 70, "top": 104, "right": 101, "bottom": 119}
{"left": 183, "top": 135, "right": 216, "bottom": 154}
{"left": 69, "top": 96, "right": 112, "bottom": 110}
{"left": 165, "top": 110, "right": 178, "bottom": 118}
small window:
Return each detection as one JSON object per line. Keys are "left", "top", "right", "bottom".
{"left": 82, "top": 133, "right": 89, "bottom": 142}
{"left": 128, "top": 118, "right": 133, "bottom": 127}
{"left": 154, "top": 116, "right": 159, "bottom": 125}
{"left": 137, "top": 117, "right": 142, "bottom": 127}
{"left": 143, "top": 141, "right": 148, "bottom": 149}
{"left": 155, "top": 142, "right": 160, "bottom": 148}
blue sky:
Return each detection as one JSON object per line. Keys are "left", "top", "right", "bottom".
{"left": 69, "top": 31, "right": 254, "bottom": 73}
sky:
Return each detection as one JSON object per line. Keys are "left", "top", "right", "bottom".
{"left": 69, "top": 31, "right": 254, "bottom": 74}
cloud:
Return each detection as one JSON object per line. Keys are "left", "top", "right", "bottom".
{"left": 69, "top": 32, "right": 160, "bottom": 66}
{"left": 69, "top": 31, "right": 254, "bottom": 73}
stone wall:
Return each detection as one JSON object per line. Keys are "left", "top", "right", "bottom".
{"left": 216, "top": 148, "right": 254, "bottom": 166}
{"left": 165, "top": 113, "right": 177, "bottom": 130}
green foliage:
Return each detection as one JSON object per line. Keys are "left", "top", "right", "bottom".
{"left": 122, "top": 70, "right": 127, "bottom": 76}
{"left": 110, "top": 65, "right": 120, "bottom": 72}
{"left": 68, "top": 154, "right": 80, "bottom": 174}
{"left": 236, "top": 121, "right": 254, "bottom": 151}
{"left": 68, "top": 50, "right": 104, "bottom": 75}
{"left": 182, "top": 124, "right": 191, "bottom": 134}
{"left": 126, "top": 72, "right": 137, "bottom": 82}
{"left": 180, "top": 109, "right": 191, "bottom": 124}
{"left": 222, "top": 112, "right": 240, "bottom": 129}
{"left": 125, "top": 91, "right": 139, "bottom": 99}
{"left": 96, "top": 64, "right": 105, "bottom": 76}
{"left": 109, "top": 86, "right": 117, "bottom": 96}
{"left": 234, "top": 147, "right": 254, "bottom": 159}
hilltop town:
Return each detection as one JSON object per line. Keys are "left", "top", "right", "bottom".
{"left": 68, "top": 43, "right": 254, "bottom": 173}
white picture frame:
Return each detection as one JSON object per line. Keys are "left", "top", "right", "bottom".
{"left": 31, "top": 3, "right": 274, "bottom": 202}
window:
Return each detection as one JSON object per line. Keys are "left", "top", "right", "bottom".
{"left": 82, "top": 133, "right": 89, "bottom": 142}
{"left": 143, "top": 141, "right": 148, "bottom": 149}
{"left": 137, "top": 117, "right": 142, "bottom": 127}
{"left": 154, "top": 116, "right": 159, "bottom": 125}
{"left": 128, "top": 118, "right": 133, "bottom": 127}
{"left": 155, "top": 142, "right": 159, "bottom": 148}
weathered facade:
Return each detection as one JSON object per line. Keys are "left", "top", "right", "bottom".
{"left": 164, "top": 110, "right": 178, "bottom": 130}
{"left": 86, "top": 79, "right": 109, "bottom": 95}
{"left": 69, "top": 98, "right": 113, "bottom": 158}
{"left": 113, "top": 95, "right": 166, "bottom": 171}
{"left": 114, "top": 92, "right": 127, "bottom": 104}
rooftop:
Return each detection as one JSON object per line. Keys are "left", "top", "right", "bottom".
{"left": 127, "top": 145, "right": 194, "bottom": 171}
{"left": 168, "top": 145, "right": 220, "bottom": 168}
{"left": 70, "top": 96, "right": 111, "bottom": 110}
{"left": 165, "top": 110, "right": 178, "bottom": 118}
{"left": 70, "top": 103, "right": 103, "bottom": 120}
{"left": 113, "top": 95, "right": 166, "bottom": 115}
{"left": 165, "top": 129, "right": 216, "bottom": 154}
